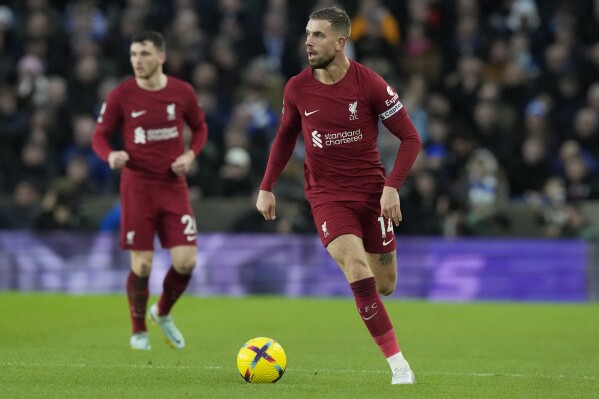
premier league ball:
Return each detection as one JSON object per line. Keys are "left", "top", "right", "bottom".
{"left": 237, "top": 337, "right": 287, "bottom": 383}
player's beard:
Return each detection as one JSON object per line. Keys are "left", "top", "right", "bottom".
{"left": 136, "top": 62, "right": 160, "bottom": 80}
{"left": 309, "top": 53, "right": 335, "bottom": 69}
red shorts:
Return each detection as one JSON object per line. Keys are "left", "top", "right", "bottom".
{"left": 119, "top": 173, "right": 197, "bottom": 250}
{"left": 310, "top": 201, "right": 396, "bottom": 253}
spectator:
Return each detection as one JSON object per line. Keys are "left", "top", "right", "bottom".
{"left": 571, "top": 107, "right": 599, "bottom": 156}
{"left": 35, "top": 178, "right": 90, "bottom": 231}
{"left": 560, "top": 202, "right": 599, "bottom": 240}
{"left": 67, "top": 55, "right": 102, "bottom": 114}
{"left": 0, "top": 179, "right": 41, "bottom": 229}
{"left": 562, "top": 155, "right": 599, "bottom": 201}
{"left": 0, "top": 0, "right": 597, "bottom": 238}
{"left": 62, "top": 113, "right": 113, "bottom": 192}
{"left": 218, "top": 146, "right": 255, "bottom": 197}
{"left": 508, "top": 136, "right": 553, "bottom": 199}
{"left": 350, "top": 0, "right": 400, "bottom": 62}
{"left": 462, "top": 148, "right": 509, "bottom": 234}
{"left": 397, "top": 170, "right": 444, "bottom": 236}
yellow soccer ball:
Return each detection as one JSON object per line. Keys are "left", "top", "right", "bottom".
{"left": 237, "top": 337, "right": 287, "bottom": 383}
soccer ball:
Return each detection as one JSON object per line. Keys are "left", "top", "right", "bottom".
{"left": 237, "top": 337, "right": 287, "bottom": 383}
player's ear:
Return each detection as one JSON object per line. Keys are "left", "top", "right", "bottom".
{"left": 158, "top": 51, "right": 167, "bottom": 64}
{"left": 336, "top": 36, "right": 346, "bottom": 52}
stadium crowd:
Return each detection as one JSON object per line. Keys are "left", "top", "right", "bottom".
{"left": 0, "top": 0, "right": 598, "bottom": 239}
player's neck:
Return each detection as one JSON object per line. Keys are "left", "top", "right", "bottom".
{"left": 313, "top": 57, "right": 350, "bottom": 85}
{"left": 135, "top": 73, "right": 167, "bottom": 91}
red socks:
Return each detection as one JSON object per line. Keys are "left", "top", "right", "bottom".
{"left": 126, "top": 271, "right": 149, "bottom": 333}
{"left": 126, "top": 267, "right": 191, "bottom": 332}
{"left": 350, "top": 277, "right": 401, "bottom": 358}
{"left": 157, "top": 266, "right": 192, "bottom": 316}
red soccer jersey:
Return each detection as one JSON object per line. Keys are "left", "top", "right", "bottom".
{"left": 260, "top": 61, "right": 421, "bottom": 205}
{"left": 92, "top": 77, "right": 207, "bottom": 181}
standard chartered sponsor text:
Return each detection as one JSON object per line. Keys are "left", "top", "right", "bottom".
{"left": 324, "top": 129, "right": 362, "bottom": 146}
{"left": 147, "top": 127, "right": 179, "bottom": 141}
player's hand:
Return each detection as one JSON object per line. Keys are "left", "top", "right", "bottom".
{"left": 108, "top": 151, "right": 130, "bottom": 170}
{"left": 380, "top": 185, "right": 402, "bottom": 226}
{"left": 171, "top": 150, "right": 195, "bottom": 176}
{"left": 256, "top": 190, "right": 277, "bottom": 220}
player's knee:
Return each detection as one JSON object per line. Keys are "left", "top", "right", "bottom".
{"left": 174, "top": 258, "right": 196, "bottom": 275}
{"left": 339, "top": 256, "right": 369, "bottom": 271}
{"left": 134, "top": 262, "right": 152, "bottom": 277}
{"left": 377, "top": 277, "right": 396, "bottom": 296}
{"left": 378, "top": 285, "right": 395, "bottom": 296}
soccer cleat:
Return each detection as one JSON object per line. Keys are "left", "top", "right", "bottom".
{"left": 148, "top": 303, "right": 185, "bottom": 349}
{"left": 130, "top": 332, "right": 151, "bottom": 350}
{"left": 391, "top": 367, "right": 416, "bottom": 385}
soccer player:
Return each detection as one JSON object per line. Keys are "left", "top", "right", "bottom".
{"left": 255, "top": 7, "right": 422, "bottom": 384}
{"left": 92, "top": 31, "right": 208, "bottom": 350}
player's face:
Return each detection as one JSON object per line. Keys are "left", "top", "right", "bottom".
{"left": 305, "top": 19, "right": 341, "bottom": 69}
{"left": 130, "top": 41, "right": 165, "bottom": 79}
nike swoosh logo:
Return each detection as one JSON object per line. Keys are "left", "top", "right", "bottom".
{"left": 382, "top": 237, "right": 394, "bottom": 246}
{"left": 362, "top": 311, "right": 379, "bottom": 321}
{"left": 304, "top": 110, "right": 319, "bottom": 116}
{"left": 166, "top": 331, "right": 181, "bottom": 344}
{"left": 131, "top": 110, "right": 147, "bottom": 118}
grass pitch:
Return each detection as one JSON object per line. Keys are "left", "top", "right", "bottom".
{"left": 0, "top": 293, "right": 597, "bottom": 399}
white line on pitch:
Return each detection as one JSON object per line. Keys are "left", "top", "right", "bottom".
{"left": 0, "top": 362, "right": 596, "bottom": 381}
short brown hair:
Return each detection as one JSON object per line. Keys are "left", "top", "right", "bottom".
{"left": 309, "top": 7, "right": 351, "bottom": 39}
{"left": 131, "top": 30, "right": 166, "bottom": 52}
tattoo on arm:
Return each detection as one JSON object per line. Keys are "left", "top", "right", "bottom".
{"left": 378, "top": 253, "right": 393, "bottom": 266}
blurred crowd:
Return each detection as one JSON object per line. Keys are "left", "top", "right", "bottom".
{"left": 0, "top": 0, "right": 598, "bottom": 240}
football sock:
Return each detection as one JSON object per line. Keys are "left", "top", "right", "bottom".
{"left": 157, "top": 266, "right": 192, "bottom": 316}
{"left": 350, "top": 277, "right": 401, "bottom": 358}
{"left": 126, "top": 271, "right": 149, "bottom": 333}
{"left": 387, "top": 351, "right": 411, "bottom": 371}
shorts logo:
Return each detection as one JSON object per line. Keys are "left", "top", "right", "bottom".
{"left": 126, "top": 231, "right": 135, "bottom": 245}
{"left": 349, "top": 101, "right": 358, "bottom": 120}
{"left": 312, "top": 130, "right": 322, "bottom": 148}
{"left": 382, "top": 237, "right": 394, "bottom": 246}
{"left": 167, "top": 103, "right": 176, "bottom": 121}
{"left": 321, "top": 221, "right": 329, "bottom": 238}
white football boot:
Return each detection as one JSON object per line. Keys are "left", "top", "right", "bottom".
{"left": 391, "top": 367, "right": 416, "bottom": 385}
{"left": 130, "top": 331, "right": 151, "bottom": 350}
{"left": 148, "top": 303, "right": 185, "bottom": 349}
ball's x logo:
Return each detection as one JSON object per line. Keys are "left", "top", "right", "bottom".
{"left": 248, "top": 342, "right": 276, "bottom": 368}
{"left": 243, "top": 341, "right": 285, "bottom": 382}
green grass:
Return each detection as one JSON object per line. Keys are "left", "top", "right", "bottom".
{"left": 0, "top": 294, "right": 597, "bottom": 399}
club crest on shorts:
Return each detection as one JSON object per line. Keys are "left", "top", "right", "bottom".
{"left": 321, "top": 221, "right": 329, "bottom": 238}
{"left": 126, "top": 230, "right": 135, "bottom": 245}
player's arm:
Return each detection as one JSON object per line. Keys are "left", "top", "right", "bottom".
{"left": 256, "top": 78, "right": 302, "bottom": 220}
{"left": 256, "top": 123, "right": 300, "bottom": 220}
{"left": 257, "top": 80, "right": 301, "bottom": 221}
{"left": 92, "top": 90, "right": 129, "bottom": 170}
{"left": 368, "top": 71, "right": 422, "bottom": 225}
{"left": 381, "top": 108, "right": 422, "bottom": 225}
{"left": 383, "top": 108, "right": 422, "bottom": 188}
{"left": 173, "top": 85, "right": 209, "bottom": 176}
